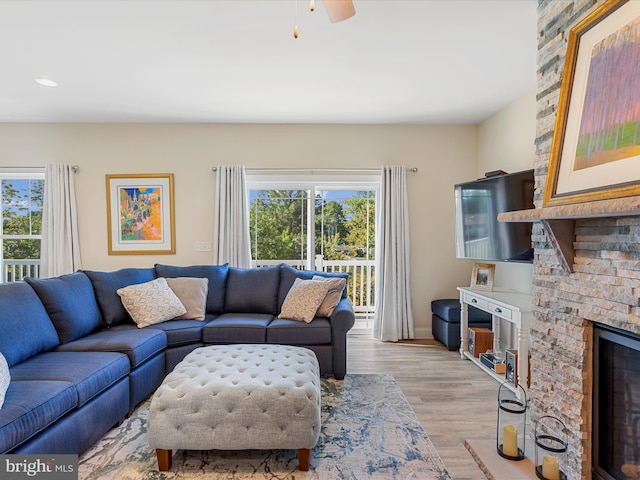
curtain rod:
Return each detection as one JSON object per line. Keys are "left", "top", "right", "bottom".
{"left": 0, "top": 165, "right": 79, "bottom": 172}
{"left": 211, "top": 167, "right": 417, "bottom": 173}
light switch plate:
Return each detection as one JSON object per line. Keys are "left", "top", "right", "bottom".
{"left": 194, "top": 242, "right": 211, "bottom": 252}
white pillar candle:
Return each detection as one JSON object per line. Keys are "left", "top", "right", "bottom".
{"left": 503, "top": 424, "right": 518, "bottom": 457}
{"left": 542, "top": 455, "right": 560, "bottom": 480}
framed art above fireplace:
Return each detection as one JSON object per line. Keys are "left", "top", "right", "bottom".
{"left": 544, "top": 0, "right": 640, "bottom": 206}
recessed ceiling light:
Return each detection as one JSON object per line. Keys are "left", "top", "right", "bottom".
{"left": 34, "top": 78, "right": 58, "bottom": 87}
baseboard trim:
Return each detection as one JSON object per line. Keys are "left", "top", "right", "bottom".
{"left": 414, "top": 327, "right": 432, "bottom": 339}
{"left": 348, "top": 327, "right": 433, "bottom": 340}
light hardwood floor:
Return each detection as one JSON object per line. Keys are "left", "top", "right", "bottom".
{"left": 347, "top": 336, "right": 497, "bottom": 480}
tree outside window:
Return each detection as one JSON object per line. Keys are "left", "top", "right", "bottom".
{"left": 1, "top": 176, "right": 44, "bottom": 281}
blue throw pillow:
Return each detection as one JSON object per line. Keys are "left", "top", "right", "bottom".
{"left": 83, "top": 268, "right": 157, "bottom": 327}
{"left": 0, "top": 282, "right": 60, "bottom": 367}
{"left": 278, "top": 264, "right": 350, "bottom": 311}
{"left": 224, "top": 265, "right": 280, "bottom": 314}
{"left": 154, "top": 263, "right": 229, "bottom": 314}
{"left": 25, "top": 272, "right": 103, "bottom": 344}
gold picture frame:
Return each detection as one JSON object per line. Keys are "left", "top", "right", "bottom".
{"left": 470, "top": 263, "right": 495, "bottom": 291}
{"left": 544, "top": 0, "right": 640, "bottom": 206}
{"left": 106, "top": 173, "right": 176, "bottom": 255}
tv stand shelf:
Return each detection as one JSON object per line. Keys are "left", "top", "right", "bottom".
{"left": 458, "top": 287, "right": 532, "bottom": 397}
{"left": 498, "top": 195, "right": 640, "bottom": 273}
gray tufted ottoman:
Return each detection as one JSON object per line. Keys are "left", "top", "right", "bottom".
{"left": 147, "top": 344, "right": 321, "bottom": 471}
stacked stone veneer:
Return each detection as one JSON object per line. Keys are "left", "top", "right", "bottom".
{"left": 533, "top": 1, "right": 640, "bottom": 479}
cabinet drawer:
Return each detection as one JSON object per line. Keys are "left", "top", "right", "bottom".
{"left": 464, "top": 293, "right": 488, "bottom": 310}
{"left": 488, "top": 302, "right": 513, "bottom": 319}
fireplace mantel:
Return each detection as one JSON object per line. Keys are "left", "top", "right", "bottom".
{"left": 498, "top": 196, "right": 640, "bottom": 273}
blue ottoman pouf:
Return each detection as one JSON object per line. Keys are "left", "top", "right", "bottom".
{"left": 431, "top": 299, "right": 492, "bottom": 351}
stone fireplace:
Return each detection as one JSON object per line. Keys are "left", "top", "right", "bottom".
{"left": 531, "top": 1, "right": 640, "bottom": 479}
{"left": 592, "top": 324, "right": 640, "bottom": 480}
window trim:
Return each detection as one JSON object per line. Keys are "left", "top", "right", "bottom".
{"left": 0, "top": 172, "right": 45, "bottom": 282}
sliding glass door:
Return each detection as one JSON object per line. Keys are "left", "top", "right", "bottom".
{"left": 247, "top": 176, "right": 378, "bottom": 331}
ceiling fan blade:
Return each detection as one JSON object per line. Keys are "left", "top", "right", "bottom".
{"left": 323, "top": 0, "right": 356, "bottom": 23}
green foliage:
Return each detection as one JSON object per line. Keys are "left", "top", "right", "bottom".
{"left": 249, "top": 190, "right": 309, "bottom": 260}
{"left": 2, "top": 179, "right": 43, "bottom": 260}
{"left": 315, "top": 199, "right": 348, "bottom": 260}
{"left": 343, "top": 191, "right": 375, "bottom": 258}
{"left": 249, "top": 188, "right": 375, "bottom": 262}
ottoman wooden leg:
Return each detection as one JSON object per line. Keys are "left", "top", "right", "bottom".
{"left": 156, "top": 449, "right": 172, "bottom": 471}
{"left": 298, "top": 448, "right": 311, "bottom": 471}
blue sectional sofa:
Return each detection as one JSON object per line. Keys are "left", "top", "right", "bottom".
{"left": 0, "top": 263, "right": 354, "bottom": 455}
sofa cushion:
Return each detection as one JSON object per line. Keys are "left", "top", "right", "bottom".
{"left": 0, "top": 380, "right": 77, "bottom": 453}
{"left": 266, "top": 318, "right": 332, "bottom": 345}
{"left": 83, "top": 268, "right": 157, "bottom": 327}
{"left": 146, "top": 316, "right": 215, "bottom": 348}
{"left": 154, "top": 264, "right": 229, "bottom": 314}
{"left": 0, "top": 353, "right": 8, "bottom": 410}
{"left": 0, "top": 282, "right": 60, "bottom": 367}
{"left": 278, "top": 278, "right": 330, "bottom": 323}
{"left": 56, "top": 325, "right": 166, "bottom": 369}
{"left": 312, "top": 275, "right": 347, "bottom": 317}
{"left": 202, "top": 313, "right": 273, "bottom": 344}
{"left": 117, "top": 278, "right": 186, "bottom": 328}
{"left": 165, "top": 277, "right": 208, "bottom": 320}
{"left": 278, "top": 264, "right": 350, "bottom": 311}
{"left": 224, "top": 265, "right": 280, "bottom": 314}
{"left": 25, "top": 272, "right": 103, "bottom": 344}
{"left": 9, "top": 352, "right": 129, "bottom": 407}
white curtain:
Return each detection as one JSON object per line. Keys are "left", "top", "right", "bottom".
{"left": 373, "top": 165, "right": 415, "bottom": 341}
{"left": 40, "top": 164, "right": 82, "bottom": 278}
{"left": 213, "top": 165, "right": 252, "bottom": 268}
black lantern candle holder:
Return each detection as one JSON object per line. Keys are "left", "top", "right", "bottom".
{"left": 496, "top": 382, "right": 527, "bottom": 460}
{"left": 535, "top": 415, "right": 567, "bottom": 480}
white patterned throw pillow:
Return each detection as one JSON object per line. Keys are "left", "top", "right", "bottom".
{"left": 117, "top": 278, "right": 186, "bottom": 328}
{"left": 0, "top": 352, "right": 9, "bottom": 410}
{"left": 278, "top": 278, "right": 331, "bottom": 323}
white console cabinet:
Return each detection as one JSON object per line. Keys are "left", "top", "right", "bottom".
{"left": 457, "top": 287, "right": 533, "bottom": 396}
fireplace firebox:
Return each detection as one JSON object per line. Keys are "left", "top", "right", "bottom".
{"left": 593, "top": 324, "right": 640, "bottom": 480}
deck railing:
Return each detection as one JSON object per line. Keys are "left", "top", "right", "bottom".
{"left": 251, "top": 256, "right": 375, "bottom": 317}
{"left": 2, "top": 259, "right": 40, "bottom": 283}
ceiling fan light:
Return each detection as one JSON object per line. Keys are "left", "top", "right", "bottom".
{"left": 310, "top": 0, "right": 315, "bottom": 12}
{"left": 323, "top": 0, "right": 355, "bottom": 23}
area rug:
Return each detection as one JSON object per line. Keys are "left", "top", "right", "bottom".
{"left": 78, "top": 374, "right": 451, "bottom": 480}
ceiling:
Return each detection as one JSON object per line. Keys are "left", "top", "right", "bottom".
{"left": 0, "top": 0, "right": 538, "bottom": 125}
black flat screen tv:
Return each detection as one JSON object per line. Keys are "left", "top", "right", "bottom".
{"left": 454, "top": 169, "right": 534, "bottom": 263}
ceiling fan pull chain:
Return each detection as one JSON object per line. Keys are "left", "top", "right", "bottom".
{"left": 294, "top": 0, "right": 300, "bottom": 38}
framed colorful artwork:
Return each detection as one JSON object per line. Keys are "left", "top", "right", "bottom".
{"left": 106, "top": 174, "right": 175, "bottom": 255}
{"left": 544, "top": 0, "right": 640, "bottom": 206}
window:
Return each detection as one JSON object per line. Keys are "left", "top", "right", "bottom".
{"left": 0, "top": 173, "right": 44, "bottom": 282}
{"left": 249, "top": 189, "right": 311, "bottom": 268}
{"left": 247, "top": 174, "right": 378, "bottom": 331}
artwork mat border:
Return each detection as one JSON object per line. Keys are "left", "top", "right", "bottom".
{"left": 470, "top": 262, "right": 495, "bottom": 291}
{"left": 106, "top": 173, "right": 176, "bottom": 255}
{"left": 543, "top": 0, "right": 640, "bottom": 206}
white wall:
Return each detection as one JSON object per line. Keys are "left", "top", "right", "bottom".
{"left": 477, "top": 87, "right": 537, "bottom": 294}
{"left": 0, "top": 122, "right": 479, "bottom": 338}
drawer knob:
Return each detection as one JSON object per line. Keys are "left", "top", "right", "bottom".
{"left": 495, "top": 307, "right": 502, "bottom": 313}
{"left": 471, "top": 298, "right": 477, "bottom": 304}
